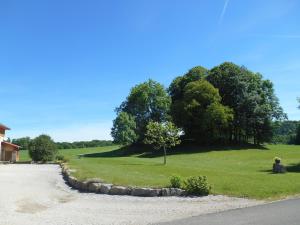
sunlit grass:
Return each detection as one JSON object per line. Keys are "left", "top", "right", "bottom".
{"left": 19, "top": 144, "right": 300, "bottom": 199}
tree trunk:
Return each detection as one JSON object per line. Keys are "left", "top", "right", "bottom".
{"left": 163, "top": 146, "right": 167, "bottom": 165}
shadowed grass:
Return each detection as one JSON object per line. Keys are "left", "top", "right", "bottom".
{"left": 286, "top": 163, "right": 300, "bottom": 173}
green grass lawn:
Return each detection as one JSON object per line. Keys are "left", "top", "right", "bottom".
{"left": 19, "top": 144, "right": 300, "bottom": 200}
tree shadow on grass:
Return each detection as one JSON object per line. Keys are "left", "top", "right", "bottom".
{"left": 259, "top": 169, "right": 275, "bottom": 174}
{"left": 138, "top": 144, "right": 269, "bottom": 158}
{"left": 120, "top": 163, "right": 163, "bottom": 166}
{"left": 285, "top": 163, "right": 300, "bottom": 173}
{"left": 79, "top": 143, "right": 268, "bottom": 159}
{"left": 260, "top": 163, "right": 300, "bottom": 174}
{"left": 79, "top": 145, "right": 151, "bottom": 158}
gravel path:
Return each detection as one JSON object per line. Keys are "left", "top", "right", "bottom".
{"left": 0, "top": 164, "right": 263, "bottom": 225}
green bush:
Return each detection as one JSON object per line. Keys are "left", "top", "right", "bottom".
{"left": 55, "top": 154, "right": 68, "bottom": 162}
{"left": 169, "top": 175, "right": 182, "bottom": 188}
{"left": 183, "top": 176, "right": 211, "bottom": 196}
{"left": 28, "top": 135, "right": 57, "bottom": 162}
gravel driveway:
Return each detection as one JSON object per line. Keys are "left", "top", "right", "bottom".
{"left": 0, "top": 164, "right": 262, "bottom": 225}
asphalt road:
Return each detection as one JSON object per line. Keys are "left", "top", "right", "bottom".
{"left": 157, "top": 198, "right": 300, "bottom": 225}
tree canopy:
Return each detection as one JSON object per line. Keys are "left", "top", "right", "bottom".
{"left": 113, "top": 79, "right": 171, "bottom": 144}
{"left": 111, "top": 111, "right": 138, "bottom": 145}
{"left": 179, "top": 79, "right": 233, "bottom": 143}
{"left": 112, "top": 62, "right": 286, "bottom": 147}
{"left": 28, "top": 135, "right": 57, "bottom": 162}
{"left": 207, "top": 62, "right": 285, "bottom": 144}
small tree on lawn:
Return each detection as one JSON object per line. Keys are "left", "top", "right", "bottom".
{"left": 144, "top": 121, "right": 181, "bottom": 165}
{"left": 29, "top": 134, "right": 57, "bottom": 162}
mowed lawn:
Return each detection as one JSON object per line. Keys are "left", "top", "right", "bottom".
{"left": 19, "top": 144, "right": 300, "bottom": 199}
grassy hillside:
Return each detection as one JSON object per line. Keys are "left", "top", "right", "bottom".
{"left": 19, "top": 144, "right": 300, "bottom": 199}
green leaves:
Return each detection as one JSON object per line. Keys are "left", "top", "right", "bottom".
{"left": 112, "top": 79, "right": 171, "bottom": 144}
{"left": 111, "top": 112, "right": 138, "bottom": 145}
{"left": 183, "top": 176, "right": 211, "bottom": 196}
{"left": 144, "top": 121, "right": 181, "bottom": 164}
{"left": 112, "top": 62, "right": 285, "bottom": 146}
{"left": 144, "top": 121, "right": 181, "bottom": 150}
{"left": 173, "top": 79, "right": 233, "bottom": 143}
{"left": 28, "top": 135, "right": 57, "bottom": 162}
{"left": 207, "top": 62, "right": 285, "bottom": 144}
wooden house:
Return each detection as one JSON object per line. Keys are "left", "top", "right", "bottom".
{"left": 0, "top": 124, "right": 20, "bottom": 162}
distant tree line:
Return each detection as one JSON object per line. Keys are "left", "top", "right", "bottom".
{"left": 271, "top": 121, "right": 300, "bottom": 144}
{"left": 12, "top": 137, "right": 113, "bottom": 150}
{"left": 297, "top": 98, "right": 300, "bottom": 145}
{"left": 112, "top": 62, "right": 287, "bottom": 146}
{"left": 55, "top": 140, "right": 113, "bottom": 149}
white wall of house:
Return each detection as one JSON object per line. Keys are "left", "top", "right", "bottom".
{"left": 0, "top": 127, "right": 7, "bottom": 161}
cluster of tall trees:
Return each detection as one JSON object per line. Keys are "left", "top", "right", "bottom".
{"left": 112, "top": 62, "right": 286, "bottom": 146}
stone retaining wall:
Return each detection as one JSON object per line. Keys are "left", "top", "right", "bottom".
{"left": 61, "top": 163, "right": 186, "bottom": 197}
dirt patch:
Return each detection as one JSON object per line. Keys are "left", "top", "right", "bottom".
{"left": 15, "top": 199, "right": 49, "bottom": 214}
{"left": 56, "top": 194, "right": 75, "bottom": 203}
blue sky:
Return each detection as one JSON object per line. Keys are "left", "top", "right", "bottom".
{"left": 0, "top": 0, "right": 299, "bottom": 141}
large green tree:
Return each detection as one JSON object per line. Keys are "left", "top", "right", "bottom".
{"left": 111, "top": 112, "right": 138, "bottom": 145}
{"left": 113, "top": 79, "right": 171, "bottom": 143}
{"left": 170, "top": 78, "right": 233, "bottom": 143}
{"left": 207, "top": 62, "right": 285, "bottom": 144}
{"left": 169, "top": 66, "right": 208, "bottom": 127}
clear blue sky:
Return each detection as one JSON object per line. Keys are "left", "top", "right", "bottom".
{"left": 1, "top": 0, "right": 299, "bottom": 141}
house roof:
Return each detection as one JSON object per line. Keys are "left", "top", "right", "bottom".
{"left": 0, "top": 123, "right": 10, "bottom": 130}
{"left": 1, "top": 141, "right": 20, "bottom": 150}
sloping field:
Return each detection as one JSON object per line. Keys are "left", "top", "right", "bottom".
{"left": 20, "top": 144, "right": 300, "bottom": 199}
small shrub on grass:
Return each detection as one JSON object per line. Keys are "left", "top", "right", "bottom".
{"left": 28, "top": 135, "right": 57, "bottom": 162}
{"left": 56, "top": 154, "right": 68, "bottom": 162}
{"left": 169, "top": 175, "right": 182, "bottom": 188}
{"left": 183, "top": 176, "right": 211, "bottom": 196}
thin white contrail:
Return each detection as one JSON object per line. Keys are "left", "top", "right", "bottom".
{"left": 218, "top": 0, "right": 230, "bottom": 25}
